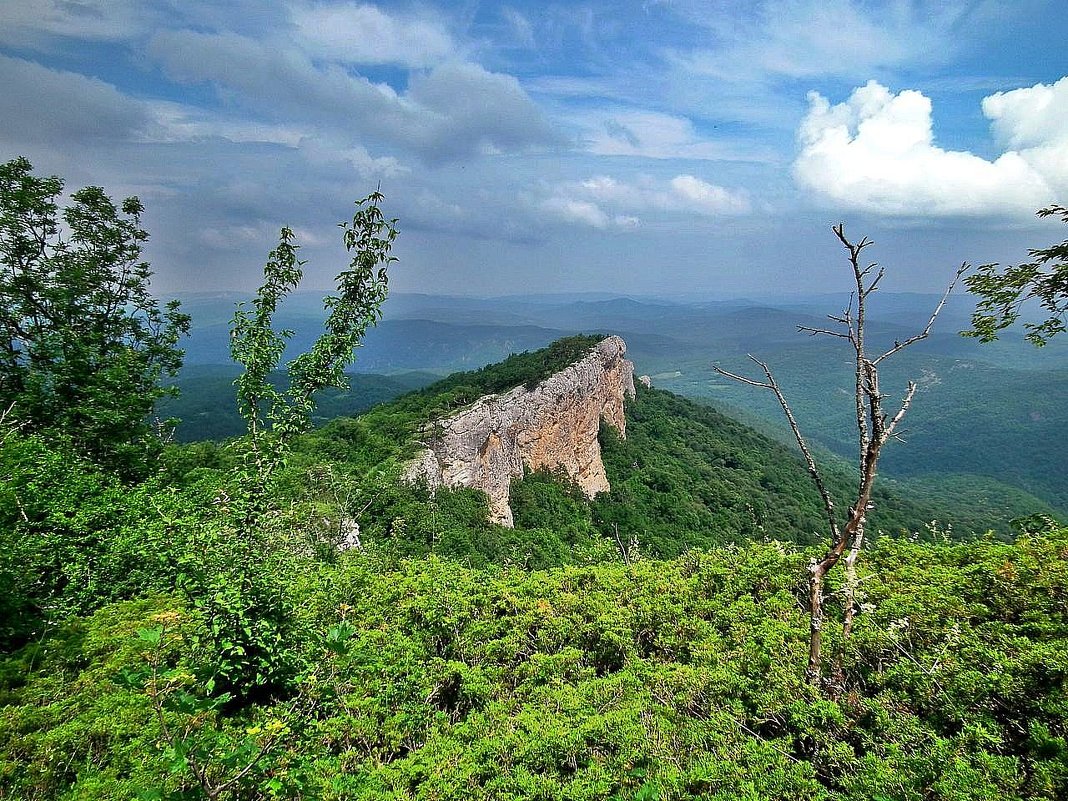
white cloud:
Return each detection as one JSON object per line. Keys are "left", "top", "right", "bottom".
{"left": 0, "top": 0, "right": 148, "bottom": 45}
{"left": 672, "top": 0, "right": 970, "bottom": 82}
{"left": 670, "top": 175, "right": 751, "bottom": 215}
{"left": 657, "top": 0, "right": 989, "bottom": 130}
{"left": 542, "top": 197, "right": 612, "bottom": 229}
{"left": 291, "top": 3, "right": 454, "bottom": 68}
{"left": 584, "top": 173, "right": 750, "bottom": 216}
{"left": 146, "top": 101, "right": 307, "bottom": 147}
{"left": 198, "top": 221, "right": 285, "bottom": 250}
{"left": 406, "top": 62, "right": 562, "bottom": 162}
{"left": 0, "top": 55, "right": 149, "bottom": 146}
{"left": 577, "top": 108, "right": 776, "bottom": 162}
{"left": 198, "top": 220, "right": 328, "bottom": 251}
{"left": 984, "top": 78, "right": 1068, "bottom": 148}
{"left": 579, "top": 175, "right": 641, "bottom": 205}
{"left": 983, "top": 77, "right": 1068, "bottom": 195}
{"left": 542, "top": 172, "right": 750, "bottom": 228}
{"left": 793, "top": 80, "right": 1065, "bottom": 217}
{"left": 501, "top": 8, "right": 536, "bottom": 49}
{"left": 300, "top": 139, "right": 407, "bottom": 178}
{"left": 147, "top": 31, "right": 559, "bottom": 164}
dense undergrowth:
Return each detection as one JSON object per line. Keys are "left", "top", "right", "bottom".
{"left": 1, "top": 524, "right": 1066, "bottom": 800}
{"left": 2, "top": 337, "right": 1066, "bottom": 799}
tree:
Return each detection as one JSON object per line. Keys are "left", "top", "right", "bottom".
{"left": 229, "top": 191, "right": 397, "bottom": 515}
{"left": 0, "top": 157, "right": 190, "bottom": 474}
{"left": 715, "top": 225, "right": 965, "bottom": 689}
{"left": 172, "top": 194, "right": 397, "bottom": 701}
{"left": 965, "top": 205, "right": 1068, "bottom": 346}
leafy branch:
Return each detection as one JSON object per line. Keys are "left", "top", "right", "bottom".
{"left": 965, "top": 204, "right": 1068, "bottom": 346}
{"left": 229, "top": 192, "right": 397, "bottom": 499}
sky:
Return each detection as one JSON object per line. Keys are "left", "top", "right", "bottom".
{"left": 1, "top": 0, "right": 1066, "bottom": 299}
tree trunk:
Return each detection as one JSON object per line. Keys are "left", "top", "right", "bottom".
{"left": 806, "top": 559, "right": 828, "bottom": 685}
{"left": 841, "top": 525, "right": 864, "bottom": 640}
{"left": 829, "top": 524, "right": 865, "bottom": 692}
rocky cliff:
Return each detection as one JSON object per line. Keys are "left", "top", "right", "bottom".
{"left": 405, "top": 335, "right": 636, "bottom": 526}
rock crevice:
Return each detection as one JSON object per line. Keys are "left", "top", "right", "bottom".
{"left": 406, "top": 336, "right": 635, "bottom": 526}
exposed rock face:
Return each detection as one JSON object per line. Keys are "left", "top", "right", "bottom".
{"left": 405, "top": 336, "right": 636, "bottom": 526}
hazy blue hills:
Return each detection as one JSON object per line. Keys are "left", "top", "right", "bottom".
{"left": 159, "top": 366, "right": 436, "bottom": 442}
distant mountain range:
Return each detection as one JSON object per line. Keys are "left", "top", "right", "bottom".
{"left": 163, "top": 290, "right": 1068, "bottom": 521}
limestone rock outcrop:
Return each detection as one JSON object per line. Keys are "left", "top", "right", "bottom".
{"left": 405, "top": 336, "right": 636, "bottom": 526}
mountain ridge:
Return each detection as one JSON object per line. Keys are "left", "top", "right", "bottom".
{"left": 404, "top": 335, "right": 635, "bottom": 526}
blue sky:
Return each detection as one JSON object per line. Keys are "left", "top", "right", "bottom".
{"left": 1, "top": 0, "right": 1066, "bottom": 298}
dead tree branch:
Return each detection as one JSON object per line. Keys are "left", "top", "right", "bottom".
{"left": 872, "top": 263, "right": 969, "bottom": 366}
{"left": 714, "top": 224, "right": 964, "bottom": 690}
{"left": 714, "top": 356, "right": 840, "bottom": 543}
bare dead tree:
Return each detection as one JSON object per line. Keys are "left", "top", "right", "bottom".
{"left": 0, "top": 400, "right": 20, "bottom": 446}
{"left": 715, "top": 225, "right": 967, "bottom": 688}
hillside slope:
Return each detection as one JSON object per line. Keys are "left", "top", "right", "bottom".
{"left": 167, "top": 291, "right": 1068, "bottom": 519}
{"left": 276, "top": 337, "right": 1015, "bottom": 568}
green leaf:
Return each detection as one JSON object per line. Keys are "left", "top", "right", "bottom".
{"left": 136, "top": 626, "right": 163, "bottom": 646}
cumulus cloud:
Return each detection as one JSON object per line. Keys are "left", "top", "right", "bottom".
{"left": 542, "top": 172, "right": 750, "bottom": 228}
{"left": 291, "top": 3, "right": 454, "bottom": 68}
{"left": 584, "top": 174, "right": 750, "bottom": 216}
{"left": 542, "top": 197, "right": 614, "bottom": 229}
{"left": 669, "top": 175, "right": 752, "bottom": 215}
{"left": 793, "top": 80, "right": 1065, "bottom": 216}
{"left": 983, "top": 77, "right": 1068, "bottom": 195}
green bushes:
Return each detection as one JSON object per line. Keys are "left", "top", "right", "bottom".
{"left": 0, "top": 434, "right": 183, "bottom": 647}
{"left": 5, "top": 533, "right": 1066, "bottom": 799}
{"left": 0, "top": 430, "right": 326, "bottom": 698}
{"left": 0, "top": 598, "right": 187, "bottom": 800}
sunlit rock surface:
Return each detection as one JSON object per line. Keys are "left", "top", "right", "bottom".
{"left": 405, "top": 336, "right": 636, "bottom": 526}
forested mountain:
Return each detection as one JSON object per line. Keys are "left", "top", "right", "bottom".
{"left": 158, "top": 365, "right": 436, "bottom": 442}
{"left": 167, "top": 334, "right": 1049, "bottom": 550}
{"left": 3, "top": 336, "right": 1067, "bottom": 800}
{"left": 166, "top": 290, "right": 1068, "bottom": 520}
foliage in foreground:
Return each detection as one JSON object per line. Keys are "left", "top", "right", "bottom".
{"left": 0, "top": 157, "right": 189, "bottom": 476}
{"left": 1, "top": 528, "right": 1066, "bottom": 800}
{"left": 967, "top": 205, "right": 1068, "bottom": 346}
